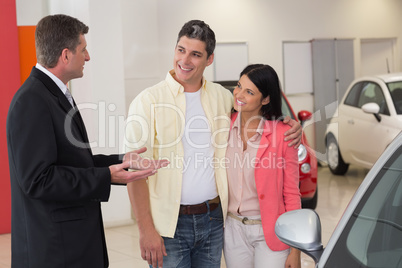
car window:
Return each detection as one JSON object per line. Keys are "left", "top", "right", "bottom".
{"left": 344, "top": 82, "right": 363, "bottom": 107}
{"left": 324, "top": 144, "right": 402, "bottom": 267}
{"left": 387, "top": 82, "right": 402, "bottom": 114}
{"left": 281, "top": 96, "right": 295, "bottom": 120}
{"left": 358, "top": 82, "right": 390, "bottom": 115}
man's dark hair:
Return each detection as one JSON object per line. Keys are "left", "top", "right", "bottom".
{"left": 177, "top": 20, "right": 216, "bottom": 58}
{"left": 35, "top": 14, "right": 89, "bottom": 68}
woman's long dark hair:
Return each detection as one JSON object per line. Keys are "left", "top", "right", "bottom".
{"left": 240, "top": 64, "right": 283, "bottom": 120}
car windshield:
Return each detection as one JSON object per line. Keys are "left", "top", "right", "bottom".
{"left": 387, "top": 81, "right": 402, "bottom": 114}
{"left": 324, "top": 143, "right": 402, "bottom": 267}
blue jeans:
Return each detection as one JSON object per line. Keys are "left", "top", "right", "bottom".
{"left": 155, "top": 202, "right": 223, "bottom": 268}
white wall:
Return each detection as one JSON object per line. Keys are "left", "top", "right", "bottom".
{"left": 16, "top": 0, "right": 402, "bottom": 226}
{"left": 121, "top": 0, "right": 161, "bottom": 111}
{"left": 16, "top": 0, "right": 47, "bottom": 25}
{"left": 149, "top": 0, "right": 402, "bottom": 148}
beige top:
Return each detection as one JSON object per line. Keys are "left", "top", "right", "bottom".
{"left": 226, "top": 113, "right": 265, "bottom": 216}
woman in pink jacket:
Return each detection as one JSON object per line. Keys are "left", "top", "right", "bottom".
{"left": 224, "top": 64, "right": 301, "bottom": 268}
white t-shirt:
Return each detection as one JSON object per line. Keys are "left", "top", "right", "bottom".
{"left": 180, "top": 89, "right": 218, "bottom": 205}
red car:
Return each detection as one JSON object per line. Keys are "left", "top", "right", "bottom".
{"left": 217, "top": 81, "right": 318, "bottom": 209}
{"left": 281, "top": 93, "right": 318, "bottom": 209}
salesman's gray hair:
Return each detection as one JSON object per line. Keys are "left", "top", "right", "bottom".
{"left": 35, "top": 14, "right": 89, "bottom": 68}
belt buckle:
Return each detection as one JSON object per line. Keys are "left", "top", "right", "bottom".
{"left": 242, "top": 217, "right": 248, "bottom": 224}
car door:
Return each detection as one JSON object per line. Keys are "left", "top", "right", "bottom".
{"left": 337, "top": 82, "right": 362, "bottom": 165}
{"left": 320, "top": 143, "right": 402, "bottom": 267}
{"left": 339, "top": 81, "right": 392, "bottom": 167}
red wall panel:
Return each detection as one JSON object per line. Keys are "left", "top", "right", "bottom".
{"left": 0, "top": 0, "right": 21, "bottom": 234}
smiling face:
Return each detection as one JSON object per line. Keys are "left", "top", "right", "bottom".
{"left": 233, "top": 74, "right": 270, "bottom": 117}
{"left": 173, "top": 36, "right": 214, "bottom": 92}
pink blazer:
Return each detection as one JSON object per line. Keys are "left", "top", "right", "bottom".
{"left": 230, "top": 113, "right": 301, "bottom": 251}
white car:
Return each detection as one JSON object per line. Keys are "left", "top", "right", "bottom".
{"left": 275, "top": 131, "right": 402, "bottom": 267}
{"left": 325, "top": 73, "right": 402, "bottom": 175}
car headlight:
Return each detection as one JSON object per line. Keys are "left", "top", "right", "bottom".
{"left": 298, "top": 144, "right": 307, "bottom": 162}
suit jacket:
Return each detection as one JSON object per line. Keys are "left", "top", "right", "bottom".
{"left": 230, "top": 112, "right": 301, "bottom": 251}
{"left": 6, "top": 67, "right": 121, "bottom": 267}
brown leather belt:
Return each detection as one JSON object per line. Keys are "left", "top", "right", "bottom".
{"left": 179, "top": 196, "right": 220, "bottom": 215}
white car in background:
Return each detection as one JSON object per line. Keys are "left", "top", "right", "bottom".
{"left": 325, "top": 73, "right": 402, "bottom": 175}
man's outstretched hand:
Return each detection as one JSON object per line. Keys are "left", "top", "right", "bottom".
{"left": 109, "top": 147, "right": 169, "bottom": 184}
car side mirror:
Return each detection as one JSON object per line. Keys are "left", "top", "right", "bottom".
{"left": 298, "top": 110, "right": 312, "bottom": 126}
{"left": 362, "top": 102, "right": 381, "bottom": 122}
{"left": 275, "top": 209, "right": 323, "bottom": 263}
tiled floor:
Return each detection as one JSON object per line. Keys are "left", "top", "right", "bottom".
{"left": 0, "top": 166, "right": 366, "bottom": 267}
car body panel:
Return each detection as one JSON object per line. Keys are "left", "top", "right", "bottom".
{"left": 338, "top": 105, "right": 398, "bottom": 167}
{"left": 276, "top": 131, "right": 402, "bottom": 267}
{"left": 319, "top": 130, "right": 402, "bottom": 267}
{"left": 325, "top": 73, "right": 402, "bottom": 172}
{"left": 281, "top": 93, "right": 318, "bottom": 201}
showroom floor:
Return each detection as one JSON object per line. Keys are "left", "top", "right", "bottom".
{"left": 0, "top": 166, "right": 367, "bottom": 268}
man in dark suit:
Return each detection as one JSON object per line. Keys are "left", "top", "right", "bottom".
{"left": 6, "top": 14, "right": 167, "bottom": 268}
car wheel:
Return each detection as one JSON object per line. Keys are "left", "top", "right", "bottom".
{"left": 302, "top": 188, "right": 318, "bottom": 209}
{"left": 326, "top": 135, "right": 349, "bottom": 175}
